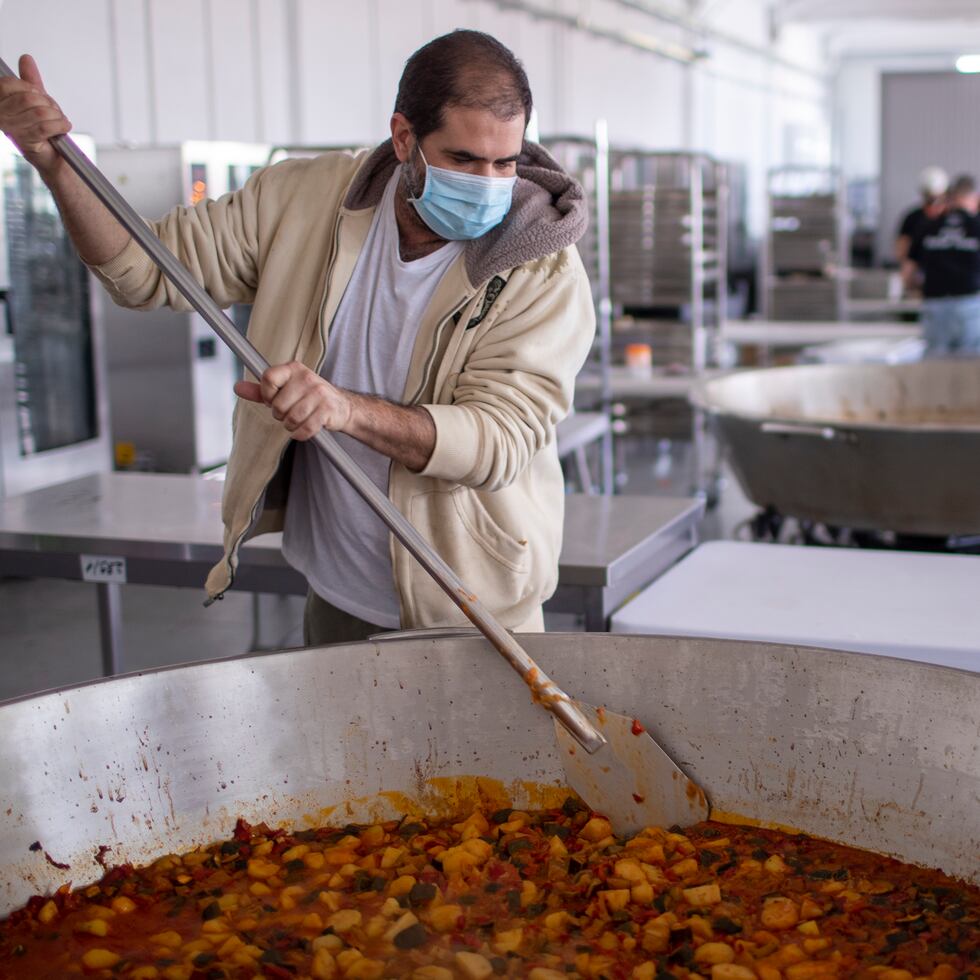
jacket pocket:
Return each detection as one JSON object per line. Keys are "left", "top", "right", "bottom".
{"left": 408, "top": 486, "right": 531, "bottom": 621}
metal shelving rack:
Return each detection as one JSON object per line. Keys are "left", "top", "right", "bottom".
{"left": 761, "top": 165, "right": 849, "bottom": 322}
{"left": 608, "top": 151, "right": 728, "bottom": 375}
{"left": 541, "top": 122, "right": 615, "bottom": 495}
{"left": 600, "top": 151, "right": 728, "bottom": 501}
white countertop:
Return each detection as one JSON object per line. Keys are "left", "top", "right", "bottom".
{"left": 611, "top": 540, "right": 980, "bottom": 671}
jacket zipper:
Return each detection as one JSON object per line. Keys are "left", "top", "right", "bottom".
{"left": 207, "top": 216, "right": 347, "bottom": 605}
{"left": 406, "top": 293, "right": 474, "bottom": 406}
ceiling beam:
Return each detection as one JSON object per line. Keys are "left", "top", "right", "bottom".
{"left": 776, "top": 0, "right": 980, "bottom": 24}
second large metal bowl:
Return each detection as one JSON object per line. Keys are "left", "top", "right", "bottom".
{"left": 698, "top": 360, "right": 980, "bottom": 535}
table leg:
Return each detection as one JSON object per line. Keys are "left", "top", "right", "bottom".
{"left": 582, "top": 588, "right": 608, "bottom": 632}
{"left": 96, "top": 582, "right": 124, "bottom": 676}
{"left": 574, "top": 446, "right": 594, "bottom": 495}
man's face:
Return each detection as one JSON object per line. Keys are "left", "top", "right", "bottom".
{"left": 392, "top": 106, "right": 525, "bottom": 197}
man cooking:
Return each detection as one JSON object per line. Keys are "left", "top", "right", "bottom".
{"left": 908, "top": 173, "right": 980, "bottom": 356}
{"left": 0, "top": 31, "right": 595, "bottom": 642}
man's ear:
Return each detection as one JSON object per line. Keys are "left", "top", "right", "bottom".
{"left": 390, "top": 113, "right": 414, "bottom": 163}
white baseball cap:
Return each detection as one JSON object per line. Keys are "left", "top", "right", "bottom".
{"left": 919, "top": 166, "right": 949, "bottom": 197}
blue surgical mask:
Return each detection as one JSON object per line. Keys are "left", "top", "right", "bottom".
{"left": 409, "top": 146, "right": 517, "bottom": 241}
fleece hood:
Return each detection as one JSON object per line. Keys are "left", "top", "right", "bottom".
{"left": 344, "top": 139, "right": 589, "bottom": 285}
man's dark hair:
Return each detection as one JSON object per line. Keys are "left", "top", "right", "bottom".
{"left": 951, "top": 174, "right": 977, "bottom": 198}
{"left": 394, "top": 30, "right": 533, "bottom": 140}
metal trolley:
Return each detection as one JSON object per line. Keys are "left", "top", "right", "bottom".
{"left": 761, "top": 165, "right": 849, "bottom": 322}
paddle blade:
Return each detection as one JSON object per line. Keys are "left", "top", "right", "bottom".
{"left": 555, "top": 703, "right": 710, "bottom": 837}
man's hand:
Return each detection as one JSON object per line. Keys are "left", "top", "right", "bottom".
{"left": 234, "top": 362, "right": 352, "bottom": 441}
{"left": 234, "top": 361, "right": 436, "bottom": 472}
{"left": 0, "top": 55, "right": 71, "bottom": 177}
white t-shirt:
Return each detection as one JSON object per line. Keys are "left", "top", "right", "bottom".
{"left": 282, "top": 168, "right": 463, "bottom": 626}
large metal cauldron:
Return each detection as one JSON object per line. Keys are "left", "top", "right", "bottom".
{"left": 0, "top": 633, "right": 977, "bottom": 917}
{"left": 697, "top": 360, "right": 980, "bottom": 535}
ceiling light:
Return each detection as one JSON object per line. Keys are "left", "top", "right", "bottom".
{"left": 955, "top": 54, "right": 980, "bottom": 73}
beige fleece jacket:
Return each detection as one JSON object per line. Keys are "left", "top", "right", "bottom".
{"left": 91, "top": 141, "right": 595, "bottom": 629}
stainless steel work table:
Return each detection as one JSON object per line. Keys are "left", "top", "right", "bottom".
{"left": 0, "top": 473, "right": 703, "bottom": 673}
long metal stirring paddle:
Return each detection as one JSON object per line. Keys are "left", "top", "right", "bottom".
{"left": 0, "top": 56, "right": 604, "bottom": 755}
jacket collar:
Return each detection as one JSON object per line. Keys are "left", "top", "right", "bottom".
{"left": 343, "top": 139, "right": 589, "bottom": 287}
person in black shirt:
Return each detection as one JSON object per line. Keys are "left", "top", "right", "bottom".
{"left": 896, "top": 166, "right": 948, "bottom": 291}
{"left": 908, "top": 174, "right": 980, "bottom": 356}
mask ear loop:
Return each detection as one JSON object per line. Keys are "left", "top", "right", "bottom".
{"left": 406, "top": 139, "right": 429, "bottom": 202}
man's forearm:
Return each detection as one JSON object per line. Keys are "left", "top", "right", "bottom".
{"left": 342, "top": 392, "right": 436, "bottom": 472}
{"left": 40, "top": 157, "right": 131, "bottom": 266}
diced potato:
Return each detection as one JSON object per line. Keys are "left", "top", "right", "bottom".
{"left": 800, "top": 897, "right": 824, "bottom": 920}
{"left": 580, "top": 817, "right": 613, "bottom": 842}
{"left": 130, "top": 968, "right": 159, "bottom": 980}
{"left": 217, "top": 935, "right": 245, "bottom": 956}
{"left": 388, "top": 874, "right": 416, "bottom": 897}
{"left": 81, "top": 949, "right": 121, "bottom": 970}
{"left": 693, "top": 942, "right": 736, "bottom": 966}
{"left": 326, "top": 908, "right": 363, "bottom": 933}
{"left": 797, "top": 920, "right": 820, "bottom": 936}
{"left": 429, "top": 903, "right": 463, "bottom": 932}
{"left": 711, "top": 967, "right": 757, "bottom": 980}
{"left": 756, "top": 967, "right": 782, "bottom": 980}
{"left": 383, "top": 910, "right": 419, "bottom": 942}
{"left": 346, "top": 959, "right": 386, "bottom": 980}
{"left": 672, "top": 858, "right": 700, "bottom": 879}
{"left": 600, "top": 889, "right": 631, "bottom": 914}
{"left": 521, "top": 880, "right": 538, "bottom": 906}
{"left": 149, "top": 930, "right": 183, "bottom": 948}
{"left": 784, "top": 963, "right": 841, "bottom": 979}
{"left": 803, "top": 938, "right": 831, "bottom": 955}
{"left": 641, "top": 919, "right": 670, "bottom": 954}
{"left": 311, "top": 948, "right": 337, "bottom": 980}
{"left": 37, "top": 900, "right": 58, "bottom": 924}
{"left": 683, "top": 883, "right": 722, "bottom": 907}
{"left": 631, "top": 881, "right": 654, "bottom": 905}
{"left": 614, "top": 858, "right": 647, "bottom": 883}
{"left": 74, "top": 919, "right": 109, "bottom": 937}
{"left": 246, "top": 857, "right": 279, "bottom": 879}
{"left": 492, "top": 927, "right": 523, "bottom": 953}
{"left": 304, "top": 851, "right": 326, "bottom": 870}
{"left": 528, "top": 970, "right": 568, "bottom": 980}
{"left": 632, "top": 964, "right": 657, "bottom": 980}
{"left": 302, "top": 912, "right": 324, "bottom": 931}
{"left": 410, "top": 968, "right": 454, "bottom": 980}
{"left": 380, "top": 846, "right": 406, "bottom": 869}
{"left": 761, "top": 896, "right": 800, "bottom": 931}
{"left": 109, "top": 895, "right": 137, "bottom": 914}
{"left": 360, "top": 825, "right": 386, "bottom": 848}
{"left": 282, "top": 844, "right": 309, "bottom": 862}
{"left": 455, "top": 950, "right": 494, "bottom": 979}
{"left": 764, "top": 854, "right": 790, "bottom": 874}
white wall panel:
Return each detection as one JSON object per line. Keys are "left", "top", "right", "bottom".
{"left": 147, "top": 0, "right": 210, "bottom": 142}
{"left": 0, "top": 0, "right": 832, "bottom": 218}
{"left": 253, "top": 0, "right": 293, "bottom": 145}
{"left": 376, "top": 0, "right": 443, "bottom": 128}
{"left": 109, "top": 0, "right": 153, "bottom": 143}
{"left": 0, "top": 0, "right": 116, "bottom": 142}
{"left": 296, "top": 0, "right": 374, "bottom": 144}
{"left": 208, "top": 0, "right": 257, "bottom": 140}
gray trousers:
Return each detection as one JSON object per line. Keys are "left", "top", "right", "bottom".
{"left": 303, "top": 590, "right": 391, "bottom": 647}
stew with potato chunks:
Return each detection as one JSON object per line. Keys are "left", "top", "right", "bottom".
{"left": 0, "top": 800, "right": 976, "bottom": 979}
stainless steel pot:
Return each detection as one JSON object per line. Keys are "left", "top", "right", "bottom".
{"left": 697, "top": 360, "right": 980, "bottom": 535}
{"left": 0, "top": 633, "right": 976, "bottom": 916}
